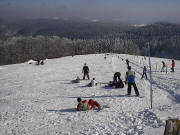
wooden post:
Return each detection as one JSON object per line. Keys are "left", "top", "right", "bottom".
{"left": 164, "top": 119, "right": 180, "bottom": 135}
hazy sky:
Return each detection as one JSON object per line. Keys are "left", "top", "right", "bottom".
{"left": 0, "top": 0, "right": 180, "bottom": 23}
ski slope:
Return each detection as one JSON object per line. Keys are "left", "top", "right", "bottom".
{"left": 0, "top": 54, "right": 180, "bottom": 135}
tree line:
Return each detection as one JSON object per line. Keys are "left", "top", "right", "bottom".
{"left": 0, "top": 35, "right": 140, "bottom": 65}
{"left": 0, "top": 21, "right": 180, "bottom": 65}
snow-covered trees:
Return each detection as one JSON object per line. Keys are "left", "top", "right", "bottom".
{"left": 0, "top": 35, "right": 140, "bottom": 65}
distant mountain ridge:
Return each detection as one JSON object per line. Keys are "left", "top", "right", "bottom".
{"left": 1, "top": 18, "right": 180, "bottom": 39}
{"left": 14, "top": 19, "right": 131, "bottom": 39}
{"left": 0, "top": 18, "right": 180, "bottom": 65}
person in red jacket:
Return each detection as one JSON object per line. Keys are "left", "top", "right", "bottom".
{"left": 77, "top": 97, "right": 101, "bottom": 111}
{"left": 171, "top": 60, "right": 175, "bottom": 72}
{"left": 161, "top": 61, "right": 166, "bottom": 72}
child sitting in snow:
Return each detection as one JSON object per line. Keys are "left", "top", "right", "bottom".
{"left": 88, "top": 78, "right": 98, "bottom": 87}
{"left": 72, "top": 76, "right": 80, "bottom": 83}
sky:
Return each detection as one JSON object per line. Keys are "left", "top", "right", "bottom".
{"left": 0, "top": 0, "right": 180, "bottom": 23}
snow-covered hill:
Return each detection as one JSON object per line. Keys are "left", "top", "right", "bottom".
{"left": 0, "top": 54, "right": 180, "bottom": 135}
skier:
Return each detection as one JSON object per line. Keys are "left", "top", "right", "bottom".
{"left": 77, "top": 97, "right": 101, "bottom": 111}
{"left": 125, "top": 66, "right": 140, "bottom": 96}
{"left": 88, "top": 78, "right": 97, "bottom": 87}
{"left": 82, "top": 63, "right": 90, "bottom": 80}
{"left": 141, "top": 66, "right": 148, "bottom": 79}
{"left": 171, "top": 60, "right": 175, "bottom": 72}
{"left": 161, "top": 61, "right": 166, "bottom": 72}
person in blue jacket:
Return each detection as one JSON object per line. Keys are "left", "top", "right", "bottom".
{"left": 125, "top": 66, "right": 139, "bottom": 96}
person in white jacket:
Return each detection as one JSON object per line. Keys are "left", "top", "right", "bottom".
{"left": 88, "top": 78, "right": 97, "bottom": 87}
{"left": 125, "top": 66, "right": 139, "bottom": 96}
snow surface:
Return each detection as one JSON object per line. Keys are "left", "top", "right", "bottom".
{"left": 0, "top": 54, "right": 180, "bottom": 135}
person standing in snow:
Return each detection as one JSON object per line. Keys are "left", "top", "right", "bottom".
{"left": 82, "top": 63, "right": 90, "bottom": 80}
{"left": 77, "top": 97, "right": 101, "bottom": 111}
{"left": 171, "top": 60, "right": 175, "bottom": 72}
{"left": 125, "top": 66, "right": 140, "bottom": 96}
{"left": 141, "top": 66, "right": 148, "bottom": 79}
{"left": 161, "top": 61, "right": 166, "bottom": 72}
{"left": 126, "top": 59, "right": 129, "bottom": 67}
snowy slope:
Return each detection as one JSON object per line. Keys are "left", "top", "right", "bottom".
{"left": 0, "top": 54, "right": 180, "bottom": 135}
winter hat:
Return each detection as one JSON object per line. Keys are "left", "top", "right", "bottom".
{"left": 77, "top": 97, "right": 82, "bottom": 102}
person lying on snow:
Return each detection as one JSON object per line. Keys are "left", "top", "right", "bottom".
{"left": 77, "top": 97, "right": 101, "bottom": 111}
{"left": 71, "top": 76, "right": 80, "bottom": 83}
{"left": 87, "top": 78, "right": 98, "bottom": 87}
{"left": 107, "top": 72, "right": 124, "bottom": 88}
{"left": 108, "top": 79, "right": 124, "bottom": 88}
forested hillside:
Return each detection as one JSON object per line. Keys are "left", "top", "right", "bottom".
{"left": 0, "top": 19, "right": 180, "bottom": 65}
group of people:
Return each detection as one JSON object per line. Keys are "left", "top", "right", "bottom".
{"left": 72, "top": 63, "right": 101, "bottom": 111}
{"left": 75, "top": 61, "right": 142, "bottom": 111}
{"left": 75, "top": 58, "right": 176, "bottom": 111}
{"left": 161, "top": 60, "right": 175, "bottom": 72}
{"left": 107, "top": 72, "right": 124, "bottom": 88}
{"left": 36, "top": 59, "right": 44, "bottom": 65}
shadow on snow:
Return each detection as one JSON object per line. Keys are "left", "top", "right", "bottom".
{"left": 47, "top": 108, "right": 77, "bottom": 113}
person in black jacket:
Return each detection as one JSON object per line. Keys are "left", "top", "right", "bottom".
{"left": 82, "top": 63, "right": 90, "bottom": 80}
{"left": 107, "top": 72, "right": 124, "bottom": 88}
{"left": 113, "top": 72, "right": 121, "bottom": 83}
{"left": 141, "top": 66, "right": 147, "bottom": 79}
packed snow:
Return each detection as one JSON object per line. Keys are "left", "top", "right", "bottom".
{"left": 0, "top": 54, "right": 180, "bottom": 135}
